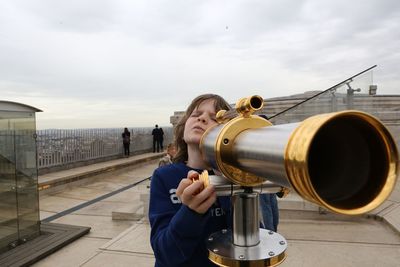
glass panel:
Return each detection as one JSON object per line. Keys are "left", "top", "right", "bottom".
{"left": 0, "top": 115, "right": 18, "bottom": 252}
{"left": 13, "top": 114, "right": 40, "bottom": 241}
{"left": 0, "top": 110, "right": 40, "bottom": 252}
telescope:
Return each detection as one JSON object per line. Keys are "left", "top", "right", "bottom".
{"left": 198, "top": 95, "right": 399, "bottom": 266}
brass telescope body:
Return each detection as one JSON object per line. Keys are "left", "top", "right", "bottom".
{"left": 199, "top": 95, "right": 398, "bottom": 267}
{"left": 200, "top": 96, "right": 398, "bottom": 215}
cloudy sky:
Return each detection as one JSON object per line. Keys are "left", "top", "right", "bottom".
{"left": 1, "top": 0, "right": 399, "bottom": 129}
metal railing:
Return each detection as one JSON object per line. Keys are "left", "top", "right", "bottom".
{"left": 267, "top": 65, "right": 378, "bottom": 122}
{"left": 263, "top": 65, "right": 400, "bottom": 148}
{"left": 36, "top": 127, "right": 173, "bottom": 169}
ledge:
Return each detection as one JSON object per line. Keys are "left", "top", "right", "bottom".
{"left": 0, "top": 222, "right": 90, "bottom": 267}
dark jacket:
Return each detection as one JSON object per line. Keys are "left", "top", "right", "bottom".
{"left": 149, "top": 163, "right": 231, "bottom": 267}
{"left": 122, "top": 131, "right": 130, "bottom": 144}
{"left": 152, "top": 128, "right": 162, "bottom": 141}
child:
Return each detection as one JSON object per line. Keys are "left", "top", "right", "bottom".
{"left": 149, "top": 94, "right": 232, "bottom": 266}
{"left": 158, "top": 143, "right": 177, "bottom": 167}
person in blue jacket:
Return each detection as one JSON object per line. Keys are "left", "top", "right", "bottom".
{"left": 149, "top": 94, "right": 279, "bottom": 266}
{"left": 259, "top": 193, "right": 279, "bottom": 232}
{"left": 257, "top": 114, "right": 280, "bottom": 232}
{"left": 149, "top": 94, "right": 233, "bottom": 267}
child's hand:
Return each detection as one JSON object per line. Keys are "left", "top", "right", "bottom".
{"left": 176, "top": 171, "right": 216, "bottom": 214}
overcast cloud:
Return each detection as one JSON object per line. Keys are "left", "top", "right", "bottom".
{"left": 1, "top": 0, "right": 399, "bottom": 129}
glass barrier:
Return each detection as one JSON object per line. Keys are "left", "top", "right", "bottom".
{"left": 0, "top": 116, "right": 18, "bottom": 252}
{"left": 0, "top": 111, "right": 40, "bottom": 252}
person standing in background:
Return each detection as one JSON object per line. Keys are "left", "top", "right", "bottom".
{"left": 122, "top": 127, "right": 131, "bottom": 157}
{"left": 257, "top": 114, "right": 279, "bottom": 231}
{"left": 152, "top": 124, "right": 161, "bottom": 153}
{"left": 159, "top": 127, "right": 164, "bottom": 151}
{"left": 259, "top": 193, "right": 279, "bottom": 231}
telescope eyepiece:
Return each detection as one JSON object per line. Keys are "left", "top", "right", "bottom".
{"left": 236, "top": 95, "right": 264, "bottom": 116}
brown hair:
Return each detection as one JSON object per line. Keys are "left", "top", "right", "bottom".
{"left": 173, "top": 94, "right": 231, "bottom": 163}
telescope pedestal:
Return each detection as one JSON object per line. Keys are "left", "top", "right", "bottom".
{"left": 207, "top": 191, "right": 287, "bottom": 266}
{"left": 207, "top": 228, "right": 286, "bottom": 267}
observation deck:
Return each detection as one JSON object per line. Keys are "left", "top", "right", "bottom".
{"left": 2, "top": 150, "right": 397, "bottom": 266}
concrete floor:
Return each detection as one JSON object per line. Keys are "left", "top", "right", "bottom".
{"left": 32, "top": 156, "right": 400, "bottom": 267}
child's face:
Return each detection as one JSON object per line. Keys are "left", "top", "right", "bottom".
{"left": 168, "top": 146, "right": 176, "bottom": 157}
{"left": 183, "top": 99, "right": 218, "bottom": 146}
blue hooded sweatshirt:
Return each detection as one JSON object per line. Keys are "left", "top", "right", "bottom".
{"left": 149, "top": 162, "right": 231, "bottom": 267}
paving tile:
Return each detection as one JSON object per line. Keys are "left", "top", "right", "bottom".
{"left": 101, "top": 223, "right": 152, "bottom": 254}
{"left": 388, "top": 181, "right": 400, "bottom": 202}
{"left": 55, "top": 187, "right": 111, "bottom": 201}
{"left": 279, "top": 217, "right": 400, "bottom": 244}
{"left": 31, "top": 237, "right": 106, "bottom": 267}
{"left": 101, "top": 224, "right": 140, "bottom": 250}
{"left": 103, "top": 193, "right": 142, "bottom": 204}
{"left": 73, "top": 201, "right": 133, "bottom": 216}
{"left": 39, "top": 196, "right": 87, "bottom": 213}
{"left": 39, "top": 211, "right": 57, "bottom": 220}
{"left": 81, "top": 251, "right": 155, "bottom": 267}
{"left": 103, "top": 163, "right": 157, "bottom": 180}
{"left": 369, "top": 200, "right": 396, "bottom": 216}
{"left": 383, "top": 204, "right": 400, "bottom": 234}
{"left": 105, "top": 187, "right": 148, "bottom": 203}
{"left": 83, "top": 180, "right": 128, "bottom": 192}
{"left": 52, "top": 214, "right": 135, "bottom": 239}
{"left": 281, "top": 239, "right": 400, "bottom": 267}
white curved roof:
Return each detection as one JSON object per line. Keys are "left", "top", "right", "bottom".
{"left": 0, "top": 100, "right": 42, "bottom": 112}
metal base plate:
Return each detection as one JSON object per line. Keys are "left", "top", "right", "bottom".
{"left": 206, "top": 228, "right": 287, "bottom": 267}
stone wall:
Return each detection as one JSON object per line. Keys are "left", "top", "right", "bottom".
{"left": 169, "top": 91, "right": 400, "bottom": 148}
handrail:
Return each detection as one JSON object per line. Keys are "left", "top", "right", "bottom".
{"left": 268, "top": 65, "right": 377, "bottom": 120}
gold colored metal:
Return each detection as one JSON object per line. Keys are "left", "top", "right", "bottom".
{"left": 216, "top": 110, "right": 230, "bottom": 124}
{"left": 214, "top": 115, "right": 272, "bottom": 186}
{"left": 215, "top": 95, "right": 265, "bottom": 124}
{"left": 198, "top": 170, "right": 210, "bottom": 189}
{"left": 208, "top": 250, "right": 286, "bottom": 267}
{"left": 285, "top": 110, "right": 399, "bottom": 215}
{"left": 277, "top": 187, "right": 290, "bottom": 198}
{"left": 235, "top": 95, "right": 264, "bottom": 117}
{"left": 188, "top": 170, "right": 210, "bottom": 189}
